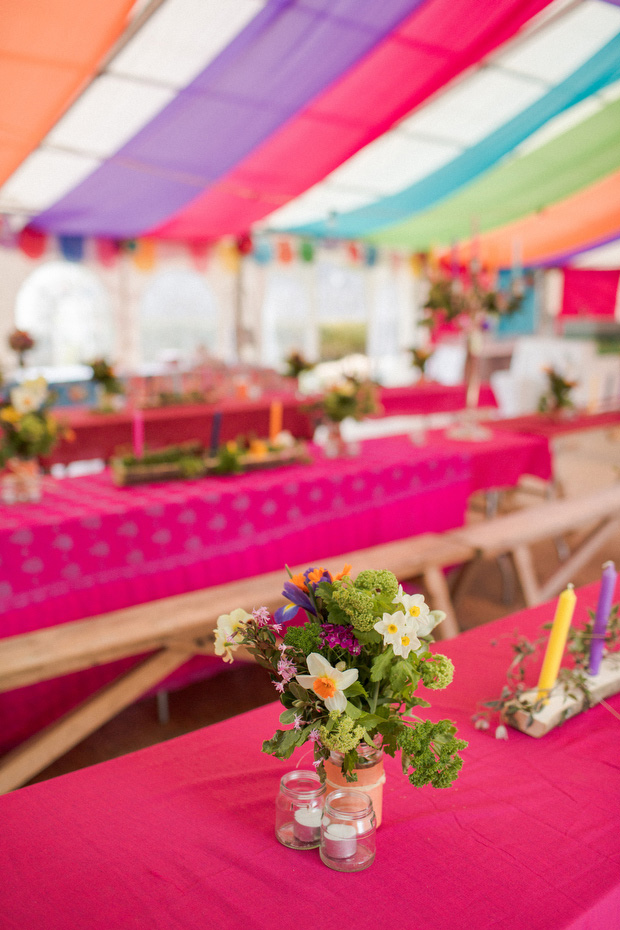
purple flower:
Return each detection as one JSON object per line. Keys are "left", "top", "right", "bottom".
{"left": 309, "top": 728, "right": 321, "bottom": 744}
{"left": 282, "top": 581, "right": 316, "bottom": 616}
{"left": 320, "top": 623, "right": 362, "bottom": 656}
{"left": 274, "top": 603, "right": 300, "bottom": 625}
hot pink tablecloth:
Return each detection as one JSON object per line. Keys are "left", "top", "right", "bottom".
{"left": 490, "top": 408, "right": 620, "bottom": 438}
{"left": 1, "top": 581, "right": 618, "bottom": 930}
{"left": 426, "top": 427, "right": 553, "bottom": 492}
{"left": 379, "top": 381, "right": 497, "bottom": 416}
{"left": 49, "top": 393, "right": 314, "bottom": 464}
{"left": 0, "top": 437, "right": 471, "bottom": 752}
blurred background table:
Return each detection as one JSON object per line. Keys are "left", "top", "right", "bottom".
{"left": 0, "top": 437, "right": 472, "bottom": 754}
{"left": 48, "top": 394, "right": 315, "bottom": 466}
{"left": 1, "top": 581, "right": 618, "bottom": 930}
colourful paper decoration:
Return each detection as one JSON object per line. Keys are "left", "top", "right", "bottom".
{"left": 17, "top": 227, "right": 47, "bottom": 259}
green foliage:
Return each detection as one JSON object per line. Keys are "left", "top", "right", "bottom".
{"left": 283, "top": 622, "right": 323, "bottom": 657}
{"left": 319, "top": 713, "right": 365, "bottom": 753}
{"left": 398, "top": 719, "right": 467, "bottom": 789}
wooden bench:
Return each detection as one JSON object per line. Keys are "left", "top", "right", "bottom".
{"left": 449, "top": 484, "right": 620, "bottom": 608}
{"left": 0, "top": 532, "right": 473, "bottom": 794}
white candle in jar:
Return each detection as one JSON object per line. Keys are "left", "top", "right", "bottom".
{"left": 293, "top": 808, "right": 322, "bottom": 843}
{"left": 323, "top": 823, "right": 357, "bottom": 859}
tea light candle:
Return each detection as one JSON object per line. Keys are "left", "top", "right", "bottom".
{"left": 132, "top": 408, "right": 144, "bottom": 459}
{"left": 293, "top": 808, "right": 322, "bottom": 844}
{"left": 322, "top": 823, "right": 357, "bottom": 859}
{"left": 537, "top": 584, "right": 577, "bottom": 703}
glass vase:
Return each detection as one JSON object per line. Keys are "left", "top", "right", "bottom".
{"left": 320, "top": 788, "right": 376, "bottom": 872}
{"left": 1, "top": 457, "right": 42, "bottom": 504}
{"left": 323, "top": 742, "right": 385, "bottom": 827}
{"left": 275, "top": 769, "right": 326, "bottom": 850}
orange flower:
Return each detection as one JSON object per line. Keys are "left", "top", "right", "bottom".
{"left": 307, "top": 566, "right": 329, "bottom": 585}
{"left": 334, "top": 563, "right": 353, "bottom": 581}
{"left": 290, "top": 573, "right": 308, "bottom": 592}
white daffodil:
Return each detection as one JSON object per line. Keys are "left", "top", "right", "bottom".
{"left": 374, "top": 610, "right": 411, "bottom": 647}
{"left": 392, "top": 587, "right": 440, "bottom": 637}
{"left": 214, "top": 608, "right": 251, "bottom": 663}
{"left": 11, "top": 377, "right": 48, "bottom": 415}
{"left": 295, "top": 653, "right": 358, "bottom": 713}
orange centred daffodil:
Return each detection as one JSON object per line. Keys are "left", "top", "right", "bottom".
{"left": 295, "top": 653, "right": 358, "bottom": 712}
{"left": 334, "top": 563, "right": 352, "bottom": 581}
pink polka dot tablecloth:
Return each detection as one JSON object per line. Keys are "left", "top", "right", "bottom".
{"left": 1, "top": 437, "right": 472, "bottom": 752}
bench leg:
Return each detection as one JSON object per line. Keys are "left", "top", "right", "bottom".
{"left": 156, "top": 690, "right": 170, "bottom": 726}
{"left": 423, "top": 566, "right": 460, "bottom": 639}
{"left": 512, "top": 544, "right": 542, "bottom": 607}
{"left": 537, "top": 517, "right": 620, "bottom": 604}
{"left": 0, "top": 647, "right": 194, "bottom": 795}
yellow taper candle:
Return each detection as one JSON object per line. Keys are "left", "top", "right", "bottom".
{"left": 269, "top": 399, "right": 283, "bottom": 442}
{"left": 536, "top": 584, "right": 577, "bottom": 702}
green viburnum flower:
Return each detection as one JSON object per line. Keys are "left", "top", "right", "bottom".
{"left": 419, "top": 654, "right": 455, "bottom": 690}
{"left": 355, "top": 570, "right": 399, "bottom": 600}
{"left": 319, "top": 713, "right": 365, "bottom": 753}
{"left": 331, "top": 580, "right": 375, "bottom": 631}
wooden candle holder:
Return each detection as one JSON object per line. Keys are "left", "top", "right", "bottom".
{"left": 505, "top": 653, "right": 620, "bottom": 738}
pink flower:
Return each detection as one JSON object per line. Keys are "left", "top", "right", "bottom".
{"left": 274, "top": 681, "right": 285, "bottom": 693}
{"left": 252, "top": 607, "right": 271, "bottom": 627}
{"left": 309, "top": 728, "right": 321, "bottom": 743}
{"left": 293, "top": 714, "right": 303, "bottom": 730}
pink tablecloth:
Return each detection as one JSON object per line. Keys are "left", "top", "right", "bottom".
{"left": 426, "top": 427, "right": 553, "bottom": 492}
{"left": 1, "top": 581, "right": 618, "bottom": 930}
{"left": 0, "top": 438, "right": 471, "bottom": 752}
{"left": 49, "top": 393, "right": 314, "bottom": 464}
{"left": 490, "top": 408, "right": 620, "bottom": 438}
{"left": 379, "top": 381, "right": 497, "bottom": 416}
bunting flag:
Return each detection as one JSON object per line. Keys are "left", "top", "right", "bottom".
{"left": 561, "top": 268, "right": 620, "bottom": 317}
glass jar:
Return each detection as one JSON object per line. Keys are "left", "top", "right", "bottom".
{"left": 324, "top": 741, "right": 385, "bottom": 826}
{"left": 320, "top": 788, "right": 376, "bottom": 872}
{"left": 275, "top": 770, "right": 326, "bottom": 850}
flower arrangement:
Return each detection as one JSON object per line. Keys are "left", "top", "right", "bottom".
{"left": 423, "top": 267, "right": 523, "bottom": 328}
{"left": 537, "top": 367, "right": 577, "bottom": 414}
{"left": 215, "top": 565, "right": 467, "bottom": 788}
{"left": 8, "top": 328, "right": 35, "bottom": 368}
{"left": 111, "top": 434, "right": 309, "bottom": 485}
{"left": 410, "top": 346, "right": 433, "bottom": 376}
{"left": 284, "top": 350, "right": 315, "bottom": 379}
{"left": 313, "top": 376, "right": 380, "bottom": 424}
{"left": 0, "top": 377, "right": 70, "bottom": 467}
{"left": 90, "top": 358, "right": 124, "bottom": 395}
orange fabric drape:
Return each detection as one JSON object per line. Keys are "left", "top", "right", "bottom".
{"left": 451, "top": 170, "right": 620, "bottom": 268}
{"left": 0, "top": 0, "right": 136, "bottom": 186}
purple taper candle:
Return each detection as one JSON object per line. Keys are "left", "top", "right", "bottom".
{"left": 209, "top": 411, "right": 222, "bottom": 456}
{"left": 588, "top": 561, "right": 617, "bottom": 676}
